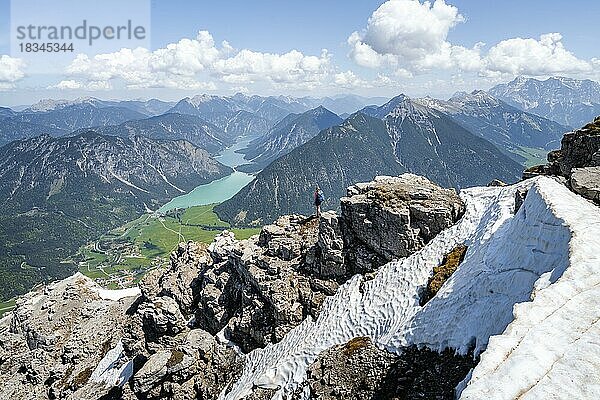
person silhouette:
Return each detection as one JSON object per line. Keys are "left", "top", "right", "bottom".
{"left": 314, "top": 185, "right": 324, "bottom": 217}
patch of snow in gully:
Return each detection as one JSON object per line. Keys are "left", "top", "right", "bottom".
{"left": 91, "top": 340, "right": 134, "bottom": 387}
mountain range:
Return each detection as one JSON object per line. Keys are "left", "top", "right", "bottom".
{"left": 26, "top": 97, "right": 175, "bottom": 116}
{"left": 240, "top": 106, "right": 343, "bottom": 170}
{"left": 215, "top": 95, "right": 522, "bottom": 225}
{"left": 0, "top": 132, "right": 230, "bottom": 300}
{"left": 489, "top": 76, "right": 600, "bottom": 128}
{"left": 12, "top": 100, "right": 149, "bottom": 132}
{"left": 73, "top": 113, "right": 235, "bottom": 154}
{"left": 416, "top": 90, "right": 569, "bottom": 159}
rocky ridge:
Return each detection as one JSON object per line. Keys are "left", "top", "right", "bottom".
{"left": 0, "top": 274, "right": 137, "bottom": 399}
{"left": 0, "top": 173, "right": 465, "bottom": 399}
{"left": 3, "top": 116, "right": 599, "bottom": 399}
{"left": 523, "top": 116, "right": 600, "bottom": 203}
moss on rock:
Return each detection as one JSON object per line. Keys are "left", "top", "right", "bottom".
{"left": 166, "top": 350, "right": 184, "bottom": 368}
{"left": 343, "top": 336, "right": 371, "bottom": 357}
{"left": 421, "top": 245, "right": 468, "bottom": 305}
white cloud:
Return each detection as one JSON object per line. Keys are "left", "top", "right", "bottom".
{"left": 49, "top": 80, "right": 83, "bottom": 89}
{"left": 63, "top": 32, "right": 223, "bottom": 90}
{"left": 48, "top": 79, "right": 113, "bottom": 90}
{"left": 348, "top": 0, "right": 471, "bottom": 71}
{"left": 214, "top": 49, "right": 330, "bottom": 87}
{"left": 485, "top": 33, "right": 592, "bottom": 75}
{"left": 58, "top": 31, "right": 331, "bottom": 91}
{"left": 348, "top": 0, "right": 595, "bottom": 79}
{"left": 0, "top": 55, "right": 26, "bottom": 89}
{"left": 334, "top": 70, "right": 369, "bottom": 88}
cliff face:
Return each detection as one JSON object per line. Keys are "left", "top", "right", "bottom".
{"left": 1, "top": 149, "right": 599, "bottom": 400}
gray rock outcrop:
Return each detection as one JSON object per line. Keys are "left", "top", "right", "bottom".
{"left": 571, "top": 167, "right": 600, "bottom": 203}
{"left": 307, "top": 175, "right": 465, "bottom": 277}
{"left": 0, "top": 274, "right": 136, "bottom": 400}
{"left": 523, "top": 116, "right": 600, "bottom": 204}
{"left": 303, "top": 337, "right": 477, "bottom": 400}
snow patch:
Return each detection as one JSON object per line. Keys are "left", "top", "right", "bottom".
{"left": 90, "top": 340, "right": 134, "bottom": 388}
{"left": 96, "top": 287, "right": 141, "bottom": 301}
{"left": 220, "top": 177, "right": 599, "bottom": 400}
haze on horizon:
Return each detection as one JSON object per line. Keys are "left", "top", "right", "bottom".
{"left": 1, "top": 0, "right": 599, "bottom": 106}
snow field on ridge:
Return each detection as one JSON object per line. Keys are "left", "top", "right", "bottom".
{"left": 222, "top": 177, "right": 594, "bottom": 400}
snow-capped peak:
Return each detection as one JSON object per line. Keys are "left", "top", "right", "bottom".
{"left": 187, "top": 94, "right": 221, "bottom": 107}
{"left": 27, "top": 97, "right": 100, "bottom": 112}
{"left": 450, "top": 90, "right": 500, "bottom": 107}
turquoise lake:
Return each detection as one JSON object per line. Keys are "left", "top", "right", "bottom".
{"left": 158, "top": 135, "right": 258, "bottom": 212}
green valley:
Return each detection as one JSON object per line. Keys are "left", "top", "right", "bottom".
{"left": 73, "top": 204, "right": 259, "bottom": 289}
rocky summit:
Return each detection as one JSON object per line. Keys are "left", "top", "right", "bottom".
{"left": 0, "top": 173, "right": 466, "bottom": 399}
{"left": 1, "top": 124, "right": 600, "bottom": 400}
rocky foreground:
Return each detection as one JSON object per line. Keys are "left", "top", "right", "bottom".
{"left": 1, "top": 121, "right": 599, "bottom": 400}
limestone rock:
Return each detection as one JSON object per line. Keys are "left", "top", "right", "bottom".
{"left": 305, "top": 337, "right": 396, "bottom": 400}
{"left": 522, "top": 116, "right": 600, "bottom": 204}
{"left": 339, "top": 175, "right": 465, "bottom": 274}
{"left": 133, "top": 350, "right": 172, "bottom": 393}
{"left": 571, "top": 167, "right": 600, "bottom": 203}
{"left": 304, "top": 337, "right": 477, "bottom": 400}
{"left": 487, "top": 179, "right": 507, "bottom": 187}
{"left": 515, "top": 188, "right": 528, "bottom": 213}
{"left": 139, "top": 296, "right": 188, "bottom": 343}
{"left": 0, "top": 274, "right": 138, "bottom": 400}
{"left": 554, "top": 118, "right": 600, "bottom": 176}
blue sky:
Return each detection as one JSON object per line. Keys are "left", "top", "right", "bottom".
{"left": 1, "top": 0, "right": 599, "bottom": 105}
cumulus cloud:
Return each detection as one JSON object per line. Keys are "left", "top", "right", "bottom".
{"left": 485, "top": 33, "right": 592, "bottom": 75}
{"left": 331, "top": 71, "right": 404, "bottom": 90}
{"left": 0, "top": 55, "right": 26, "bottom": 89}
{"left": 348, "top": 0, "right": 473, "bottom": 71}
{"left": 48, "top": 79, "right": 112, "bottom": 90}
{"left": 58, "top": 31, "right": 331, "bottom": 91}
{"left": 334, "top": 70, "right": 369, "bottom": 88}
{"left": 214, "top": 49, "right": 330, "bottom": 87}
{"left": 349, "top": 0, "right": 594, "bottom": 78}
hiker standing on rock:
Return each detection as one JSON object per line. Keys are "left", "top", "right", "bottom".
{"left": 314, "top": 185, "right": 324, "bottom": 218}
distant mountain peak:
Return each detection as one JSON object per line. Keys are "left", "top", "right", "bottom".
{"left": 489, "top": 76, "right": 600, "bottom": 127}
{"left": 27, "top": 97, "right": 102, "bottom": 112}
{"left": 450, "top": 90, "right": 500, "bottom": 107}
{"left": 363, "top": 93, "right": 436, "bottom": 121}
{"left": 187, "top": 94, "right": 222, "bottom": 106}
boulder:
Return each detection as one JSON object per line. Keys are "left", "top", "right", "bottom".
{"left": 139, "top": 296, "right": 188, "bottom": 343}
{"left": 339, "top": 175, "right": 465, "bottom": 274}
{"left": 131, "top": 328, "right": 241, "bottom": 399}
{"left": 132, "top": 350, "right": 171, "bottom": 393}
{"left": 571, "top": 167, "right": 600, "bottom": 203}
